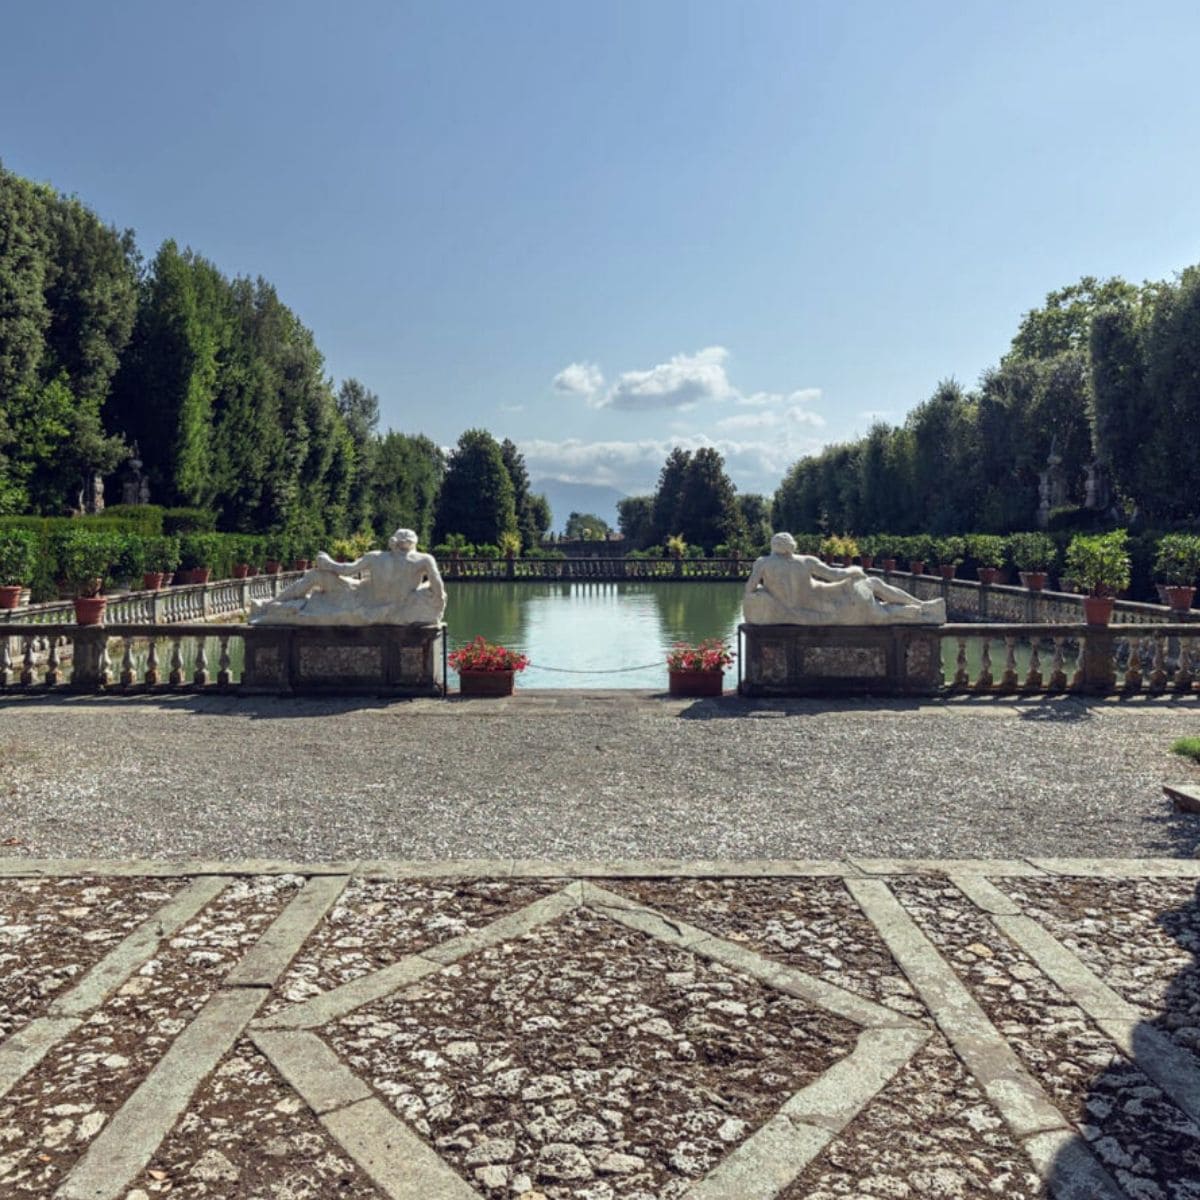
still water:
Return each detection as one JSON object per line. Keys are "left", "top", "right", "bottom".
{"left": 115, "top": 581, "right": 1075, "bottom": 690}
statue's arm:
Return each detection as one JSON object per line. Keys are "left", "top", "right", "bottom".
{"left": 316, "top": 549, "right": 381, "bottom": 576}
{"left": 807, "top": 559, "right": 864, "bottom": 583}
{"left": 744, "top": 559, "right": 766, "bottom": 594}
{"left": 423, "top": 555, "right": 446, "bottom": 604}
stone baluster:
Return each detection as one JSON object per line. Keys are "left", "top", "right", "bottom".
{"left": 46, "top": 638, "right": 61, "bottom": 686}
{"left": 1049, "top": 637, "right": 1068, "bottom": 690}
{"left": 193, "top": 639, "right": 209, "bottom": 687}
{"left": 169, "top": 637, "right": 184, "bottom": 686}
{"left": 145, "top": 639, "right": 159, "bottom": 686}
{"left": 218, "top": 635, "right": 232, "bottom": 686}
{"left": 21, "top": 636, "right": 35, "bottom": 686}
{"left": 1024, "top": 640, "right": 1043, "bottom": 691}
{"left": 974, "top": 639, "right": 993, "bottom": 691}
{"left": 1149, "top": 634, "right": 1168, "bottom": 693}
{"left": 120, "top": 638, "right": 135, "bottom": 688}
{"left": 0, "top": 640, "right": 11, "bottom": 687}
{"left": 1000, "top": 636, "right": 1019, "bottom": 691}
{"left": 953, "top": 637, "right": 968, "bottom": 688}
{"left": 1123, "top": 638, "right": 1143, "bottom": 691}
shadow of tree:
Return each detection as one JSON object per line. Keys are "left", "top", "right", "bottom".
{"left": 1047, "top": 881, "right": 1200, "bottom": 1198}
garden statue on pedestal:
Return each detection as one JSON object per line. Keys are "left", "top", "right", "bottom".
{"left": 743, "top": 532, "right": 945, "bottom": 626}
{"left": 250, "top": 528, "right": 446, "bottom": 626}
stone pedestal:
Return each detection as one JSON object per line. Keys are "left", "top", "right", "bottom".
{"left": 739, "top": 623, "right": 942, "bottom": 697}
{"left": 242, "top": 624, "right": 445, "bottom": 696}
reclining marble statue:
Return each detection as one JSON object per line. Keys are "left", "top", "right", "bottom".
{"left": 744, "top": 532, "right": 945, "bottom": 625}
{"left": 250, "top": 528, "right": 446, "bottom": 626}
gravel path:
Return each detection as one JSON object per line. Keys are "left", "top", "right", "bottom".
{"left": 1, "top": 692, "right": 1198, "bottom": 860}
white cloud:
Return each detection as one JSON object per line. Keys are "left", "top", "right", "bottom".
{"left": 602, "top": 346, "right": 734, "bottom": 412}
{"left": 552, "top": 361, "right": 605, "bottom": 397}
{"left": 715, "top": 406, "right": 827, "bottom": 433}
{"left": 737, "top": 387, "right": 822, "bottom": 408}
{"left": 519, "top": 430, "right": 827, "bottom": 498}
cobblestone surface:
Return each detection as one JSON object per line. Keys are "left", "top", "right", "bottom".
{"left": 1, "top": 694, "right": 1199, "bottom": 858}
{"left": 0, "top": 862, "right": 1198, "bottom": 1199}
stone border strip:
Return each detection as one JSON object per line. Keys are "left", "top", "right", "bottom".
{"left": 8, "top": 856, "right": 1198, "bottom": 879}
{"left": 253, "top": 884, "right": 583, "bottom": 1031}
{"left": 682, "top": 1026, "right": 930, "bottom": 1200}
{"left": 0, "top": 876, "right": 230, "bottom": 1102}
{"left": 54, "top": 874, "right": 352, "bottom": 1200}
{"left": 846, "top": 877, "right": 1125, "bottom": 1200}
{"left": 954, "top": 874, "right": 1200, "bottom": 1128}
{"left": 583, "top": 883, "right": 920, "bottom": 1032}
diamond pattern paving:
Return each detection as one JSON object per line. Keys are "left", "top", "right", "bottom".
{"left": 0, "top": 859, "right": 1197, "bottom": 1200}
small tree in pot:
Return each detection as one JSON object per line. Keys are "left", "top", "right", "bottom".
{"left": 142, "top": 536, "right": 180, "bottom": 589}
{"left": 61, "top": 530, "right": 121, "bottom": 624}
{"left": 1153, "top": 534, "right": 1200, "bottom": 613}
{"left": 902, "top": 534, "right": 934, "bottom": 575}
{"left": 179, "top": 533, "right": 221, "bottom": 584}
{"left": 1008, "top": 532, "right": 1057, "bottom": 591}
{"left": 966, "top": 534, "right": 1006, "bottom": 585}
{"left": 1066, "top": 531, "right": 1131, "bottom": 625}
{"left": 934, "top": 536, "right": 965, "bottom": 580}
{"left": 0, "top": 529, "right": 37, "bottom": 609}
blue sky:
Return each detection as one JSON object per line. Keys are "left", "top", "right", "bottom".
{"left": 4, "top": 0, "right": 1199, "bottom": 500}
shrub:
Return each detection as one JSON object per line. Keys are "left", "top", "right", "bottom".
{"left": 902, "top": 535, "right": 935, "bottom": 565}
{"left": 665, "top": 534, "right": 687, "bottom": 558}
{"left": 58, "top": 530, "right": 123, "bottom": 595}
{"left": 99, "top": 505, "right": 165, "bottom": 535}
{"left": 1153, "top": 533, "right": 1200, "bottom": 585}
{"left": 179, "top": 532, "right": 222, "bottom": 570}
{"left": 0, "top": 529, "right": 37, "bottom": 585}
{"left": 143, "top": 536, "right": 181, "bottom": 573}
{"left": 1007, "top": 532, "right": 1057, "bottom": 573}
{"left": 162, "top": 507, "right": 217, "bottom": 535}
{"left": 792, "top": 533, "right": 823, "bottom": 556}
{"left": 498, "top": 531, "right": 521, "bottom": 557}
{"left": 113, "top": 533, "right": 147, "bottom": 581}
{"left": 1065, "top": 530, "right": 1131, "bottom": 596}
{"left": 474, "top": 542, "right": 500, "bottom": 560}
{"left": 934, "top": 536, "right": 965, "bottom": 566}
{"left": 966, "top": 534, "right": 1006, "bottom": 568}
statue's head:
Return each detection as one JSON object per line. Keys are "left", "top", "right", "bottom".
{"left": 389, "top": 528, "right": 419, "bottom": 551}
{"left": 770, "top": 532, "right": 797, "bottom": 556}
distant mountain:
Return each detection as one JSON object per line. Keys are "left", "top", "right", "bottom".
{"left": 531, "top": 479, "right": 627, "bottom": 532}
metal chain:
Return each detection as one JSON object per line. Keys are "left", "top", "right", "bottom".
{"left": 525, "top": 660, "right": 665, "bottom": 674}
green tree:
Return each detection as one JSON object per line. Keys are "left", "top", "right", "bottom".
{"left": 617, "top": 495, "right": 654, "bottom": 547}
{"left": 565, "top": 511, "right": 611, "bottom": 540}
{"left": 499, "top": 438, "right": 549, "bottom": 550}
{"left": 1008, "top": 275, "right": 1141, "bottom": 362}
{"left": 433, "top": 429, "right": 517, "bottom": 545}
{"left": 736, "top": 493, "right": 771, "bottom": 549}
{"left": 370, "top": 431, "right": 445, "bottom": 545}
{"left": 677, "top": 447, "right": 742, "bottom": 551}
{"left": 650, "top": 448, "right": 691, "bottom": 545}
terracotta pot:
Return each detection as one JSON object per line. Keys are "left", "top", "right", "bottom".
{"left": 0, "top": 584, "right": 22, "bottom": 610}
{"left": 977, "top": 567, "right": 999, "bottom": 586}
{"left": 908, "top": 560, "right": 925, "bottom": 576}
{"left": 293, "top": 559, "right": 310, "bottom": 571}
{"left": 1083, "top": 595, "right": 1115, "bottom": 626}
{"left": 1019, "top": 571, "right": 1047, "bottom": 592}
{"left": 938, "top": 564, "right": 956, "bottom": 580}
{"left": 141, "top": 572, "right": 164, "bottom": 591}
{"left": 265, "top": 560, "right": 282, "bottom": 575}
{"left": 192, "top": 567, "right": 212, "bottom": 584}
{"left": 458, "top": 669, "right": 515, "bottom": 697}
{"left": 859, "top": 555, "right": 874, "bottom": 570}
{"left": 882, "top": 557, "right": 897, "bottom": 572}
{"left": 233, "top": 563, "right": 250, "bottom": 579}
{"left": 1165, "top": 585, "right": 1196, "bottom": 613}
{"left": 73, "top": 596, "right": 108, "bottom": 626}
{"left": 668, "top": 669, "right": 724, "bottom": 698}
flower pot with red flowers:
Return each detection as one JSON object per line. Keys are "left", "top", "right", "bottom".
{"left": 450, "top": 636, "right": 530, "bottom": 696}
{"left": 0, "top": 530, "right": 37, "bottom": 610}
{"left": 666, "top": 639, "right": 734, "bottom": 698}
{"left": 1066, "top": 531, "right": 1131, "bottom": 627}
{"left": 1153, "top": 534, "right": 1200, "bottom": 614}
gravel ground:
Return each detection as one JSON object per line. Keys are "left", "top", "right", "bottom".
{"left": 1, "top": 692, "right": 1199, "bottom": 859}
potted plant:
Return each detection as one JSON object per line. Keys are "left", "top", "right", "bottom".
{"left": 967, "top": 534, "right": 1006, "bottom": 585}
{"left": 934, "top": 536, "right": 965, "bottom": 580}
{"left": 875, "top": 536, "right": 901, "bottom": 573}
{"left": 1008, "top": 532, "right": 1057, "bottom": 591}
{"left": 264, "top": 533, "right": 290, "bottom": 575}
{"left": 179, "top": 533, "right": 220, "bottom": 584}
{"left": 857, "top": 534, "right": 877, "bottom": 571}
{"left": 112, "top": 533, "right": 146, "bottom": 591}
{"left": 0, "top": 529, "right": 36, "bottom": 610}
{"left": 450, "top": 636, "right": 530, "bottom": 696}
{"left": 230, "top": 534, "right": 252, "bottom": 579}
{"left": 666, "top": 638, "right": 734, "bottom": 698}
{"left": 1065, "top": 530, "right": 1131, "bottom": 625}
{"left": 903, "top": 535, "right": 934, "bottom": 576}
{"left": 1153, "top": 533, "right": 1200, "bottom": 612}
{"left": 141, "top": 535, "right": 180, "bottom": 589}
{"left": 61, "top": 530, "right": 120, "bottom": 624}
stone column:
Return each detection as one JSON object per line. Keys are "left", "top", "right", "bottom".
{"left": 1079, "top": 627, "right": 1116, "bottom": 693}
{"left": 70, "top": 627, "right": 109, "bottom": 690}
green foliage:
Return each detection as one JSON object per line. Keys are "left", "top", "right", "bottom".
{"left": 902, "top": 535, "right": 935, "bottom": 565}
{"left": 112, "top": 533, "right": 146, "bottom": 580}
{"left": 1007, "top": 532, "right": 1057, "bottom": 572}
{"left": 178, "top": 532, "right": 221, "bottom": 569}
{"left": 1066, "top": 530, "right": 1131, "bottom": 595}
{"left": 1170, "top": 737, "right": 1200, "bottom": 763}
{"left": 433, "top": 430, "right": 517, "bottom": 547}
{"left": 474, "top": 542, "right": 500, "bottom": 560}
{"left": 142, "top": 535, "right": 181, "bottom": 573}
{"left": 564, "top": 512, "right": 611, "bottom": 540}
{"left": 820, "top": 534, "right": 859, "bottom": 560}
{"left": 1153, "top": 534, "right": 1200, "bottom": 585}
{"left": 101, "top": 504, "right": 164, "bottom": 534}
{"left": 677, "top": 448, "right": 743, "bottom": 552}
{"left": 617, "top": 495, "right": 655, "bottom": 549}
{"left": 57, "top": 529, "right": 123, "bottom": 594}
{"left": 665, "top": 533, "right": 687, "bottom": 558}
{"left": 934, "top": 536, "right": 965, "bottom": 566}
{"left": 0, "top": 529, "right": 37, "bottom": 585}
{"left": 965, "top": 534, "right": 1006, "bottom": 568}
{"left": 162, "top": 507, "right": 217, "bottom": 534}
{"left": 498, "top": 531, "right": 521, "bottom": 557}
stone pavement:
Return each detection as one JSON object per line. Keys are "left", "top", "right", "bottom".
{"left": 1, "top": 858, "right": 1198, "bottom": 1199}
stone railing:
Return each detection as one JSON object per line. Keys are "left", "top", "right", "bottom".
{"left": 873, "top": 567, "right": 1196, "bottom": 626}
{"left": 442, "top": 557, "right": 752, "bottom": 582}
{"left": 6, "top": 572, "right": 301, "bottom": 627}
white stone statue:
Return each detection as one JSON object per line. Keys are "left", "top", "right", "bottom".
{"left": 743, "top": 533, "right": 945, "bottom": 626}
{"left": 250, "top": 529, "right": 446, "bottom": 626}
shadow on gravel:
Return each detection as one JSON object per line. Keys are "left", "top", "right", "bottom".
{"left": 0, "top": 693, "right": 419, "bottom": 719}
{"left": 676, "top": 696, "right": 932, "bottom": 719}
{"left": 1047, "top": 882, "right": 1200, "bottom": 1197}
